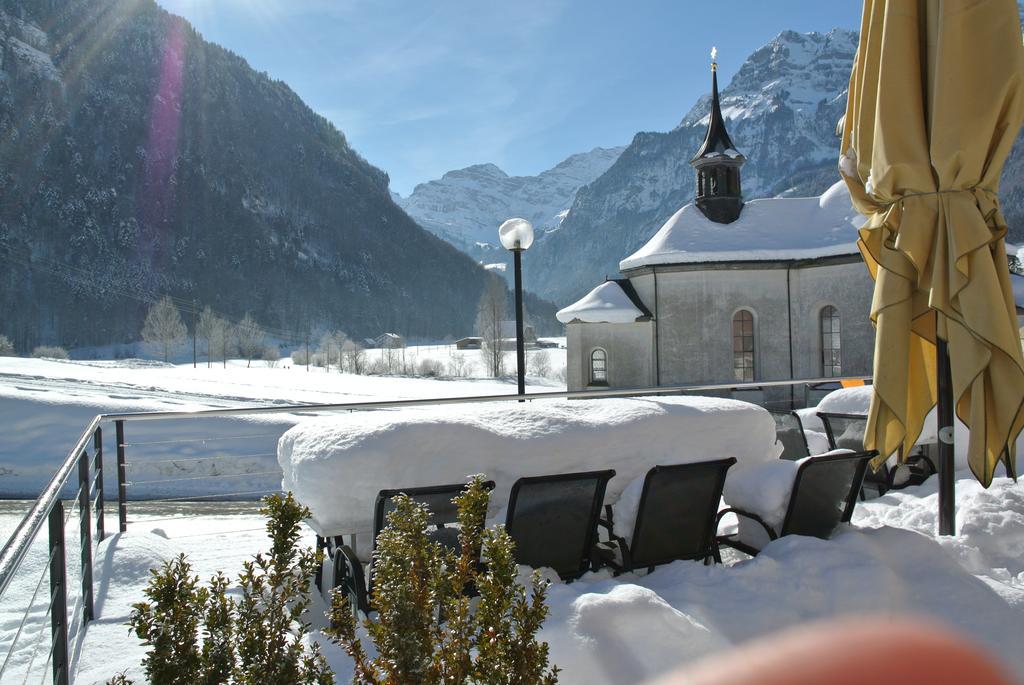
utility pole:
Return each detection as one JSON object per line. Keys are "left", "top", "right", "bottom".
{"left": 191, "top": 299, "right": 197, "bottom": 369}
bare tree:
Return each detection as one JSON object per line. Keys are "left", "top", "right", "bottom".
{"left": 476, "top": 276, "right": 507, "bottom": 377}
{"left": 211, "top": 316, "right": 233, "bottom": 368}
{"left": 235, "top": 314, "right": 265, "bottom": 368}
{"left": 528, "top": 349, "right": 552, "bottom": 378}
{"left": 196, "top": 306, "right": 218, "bottom": 367}
{"left": 342, "top": 339, "right": 366, "bottom": 374}
{"left": 319, "top": 330, "right": 347, "bottom": 371}
{"left": 142, "top": 296, "right": 187, "bottom": 363}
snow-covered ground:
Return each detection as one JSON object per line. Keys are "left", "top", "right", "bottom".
{"left": 0, "top": 344, "right": 566, "bottom": 500}
{"left": 5, "top": 471, "right": 1016, "bottom": 684}
{"left": 3, "top": 355, "right": 1024, "bottom": 683}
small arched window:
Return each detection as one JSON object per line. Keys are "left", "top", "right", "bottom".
{"left": 732, "top": 310, "right": 755, "bottom": 382}
{"left": 590, "top": 348, "right": 608, "bottom": 385}
{"left": 821, "top": 306, "right": 842, "bottom": 377}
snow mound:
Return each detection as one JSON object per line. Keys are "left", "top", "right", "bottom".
{"left": 534, "top": 525, "right": 1024, "bottom": 684}
{"left": 544, "top": 584, "right": 728, "bottom": 683}
{"left": 278, "top": 396, "right": 780, "bottom": 549}
{"left": 556, "top": 281, "right": 646, "bottom": 324}
{"left": 620, "top": 181, "right": 863, "bottom": 270}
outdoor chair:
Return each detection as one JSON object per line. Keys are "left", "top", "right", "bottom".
{"left": 597, "top": 458, "right": 736, "bottom": 574}
{"left": 504, "top": 469, "right": 616, "bottom": 581}
{"left": 715, "top": 450, "right": 875, "bottom": 557}
{"left": 769, "top": 410, "right": 811, "bottom": 460}
{"left": 818, "top": 412, "right": 935, "bottom": 498}
{"left": 324, "top": 480, "right": 495, "bottom": 615}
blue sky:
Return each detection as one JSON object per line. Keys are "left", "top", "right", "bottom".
{"left": 157, "top": 1, "right": 862, "bottom": 195}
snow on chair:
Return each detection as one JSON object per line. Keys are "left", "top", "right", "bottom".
{"left": 715, "top": 450, "right": 875, "bottom": 557}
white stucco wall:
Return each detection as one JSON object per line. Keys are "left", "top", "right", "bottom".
{"left": 565, "top": 257, "right": 876, "bottom": 399}
{"left": 565, "top": 321, "right": 654, "bottom": 390}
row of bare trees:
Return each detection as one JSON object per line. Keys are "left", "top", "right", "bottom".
{"left": 141, "top": 296, "right": 268, "bottom": 367}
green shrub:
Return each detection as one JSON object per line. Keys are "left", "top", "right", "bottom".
{"left": 125, "top": 493, "right": 331, "bottom": 685}
{"left": 122, "top": 481, "right": 559, "bottom": 685}
{"left": 127, "top": 554, "right": 229, "bottom": 685}
{"left": 326, "top": 475, "right": 559, "bottom": 684}
{"left": 233, "top": 493, "right": 331, "bottom": 685}
{"left": 0, "top": 335, "right": 14, "bottom": 356}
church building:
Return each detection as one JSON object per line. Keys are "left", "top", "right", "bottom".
{"left": 556, "top": 53, "right": 876, "bottom": 405}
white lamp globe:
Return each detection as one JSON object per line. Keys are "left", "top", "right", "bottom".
{"left": 498, "top": 218, "right": 534, "bottom": 251}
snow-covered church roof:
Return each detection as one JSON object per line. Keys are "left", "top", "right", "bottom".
{"left": 619, "top": 181, "right": 864, "bottom": 271}
{"left": 556, "top": 280, "right": 652, "bottom": 324}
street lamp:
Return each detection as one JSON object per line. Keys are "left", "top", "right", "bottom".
{"left": 498, "top": 218, "right": 534, "bottom": 398}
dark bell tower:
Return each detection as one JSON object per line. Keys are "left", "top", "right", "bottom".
{"left": 690, "top": 47, "right": 744, "bottom": 224}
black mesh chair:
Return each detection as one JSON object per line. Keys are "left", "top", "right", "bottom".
{"left": 504, "top": 469, "right": 616, "bottom": 581}
{"left": 818, "top": 412, "right": 935, "bottom": 498}
{"left": 325, "top": 480, "right": 495, "bottom": 614}
{"left": 770, "top": 410, "right": 811, "bottom": 461}
{"left": 598, "top": 458, "right": 736, "bottom": 574}
{"left": 715, "top": 450, "right": 875, "bottom": 557}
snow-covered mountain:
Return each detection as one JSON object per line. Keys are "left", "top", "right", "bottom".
{"left": 525, "top": 29, "right": 860, "bottom": 304}
{"left": 396, "top": 146, "right": 625, "bottom": 264}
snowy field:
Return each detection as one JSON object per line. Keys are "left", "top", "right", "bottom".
{"left": 3, "top": 472, "right": 1018, "bottom": 684}
{"left": 0, "top": 343, "right": 566, "bottom": 502}
{"left": 3, "top": 353, "right": 1024, "bottom": 683}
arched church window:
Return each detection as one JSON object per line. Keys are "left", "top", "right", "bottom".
{"left": 821, "top": 306, "right": 842, "bottom": 377}
{"left": 709, "top": 169, "right": 718, "bottom": 195}
{"left": 732, "top": 310, "right": 755, "bottom": 382}
{"left": 590, "top": 348, "right": 608, "bottom": 385}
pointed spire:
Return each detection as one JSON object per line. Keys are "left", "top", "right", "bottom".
{"left": 691, "top": 48, "right": 741, "bottom": 162}
{"left": 690, "top": 47, "right": 744, "bottom": 224}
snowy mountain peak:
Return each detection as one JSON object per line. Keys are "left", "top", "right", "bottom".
{"left": 525, "top": 28, "right": 862, "bottom": 303}
{"left": 397, "top": 146, "right": 625, "bottom": 258}
{"left": 679, "top": 28, "right": 857, "bottom": 129}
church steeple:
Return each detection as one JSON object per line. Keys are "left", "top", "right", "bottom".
{"left": 690, "top": 47, "right": 745, "bottom": 224}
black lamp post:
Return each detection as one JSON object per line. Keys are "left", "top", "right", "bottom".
{"left": 498, "top": 218, "right": 534, "bottom": 399}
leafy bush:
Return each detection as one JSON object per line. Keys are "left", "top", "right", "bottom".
{"left": 326, "top": 476, "right": 559, "bottom": 684}
{"left": 124, "top": 493, "right": 331, "bottom": 685}
{"left": 120, "top": 482, "right": 559, "bottom": 684}
{"left": 31, "top": 345, "right": 68, "bottom": 359}
{"left": 0, "top": 335, "right": 15, "bottom": 356}
{"left": 127, "top": 555, "right": 231, "bottom": 685}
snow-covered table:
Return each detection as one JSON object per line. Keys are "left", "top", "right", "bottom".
{"left": 278, "top": 396, "right": 781, "bottom": 555}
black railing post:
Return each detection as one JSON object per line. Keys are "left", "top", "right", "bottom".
{"left": 116, "top": 420, "right": 127, "bottom": 533}
{"left": 48, "top": 501, "right": 69, "bottom": 685}
{"left": 94, "top": 426, "right": 104, "bottom": 541}
{"left": 77, "top": 449, "right": 94, "bottom": 623}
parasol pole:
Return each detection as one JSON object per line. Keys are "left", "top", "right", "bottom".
{"left": 936, "top": 330, "right": 955, "bottom": 536}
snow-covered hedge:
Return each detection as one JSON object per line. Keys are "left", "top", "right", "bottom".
{"left": 278, "top": 396, "right": 780, "bottom": 551}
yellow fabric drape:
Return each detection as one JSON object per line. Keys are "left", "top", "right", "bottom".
{"left": 840, "top": 0, "right": 1024, "bottom": 486}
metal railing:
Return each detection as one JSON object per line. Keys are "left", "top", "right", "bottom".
{"left": 0, "top": 374, "right": 868, "bottom": 683}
